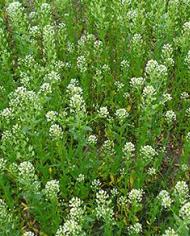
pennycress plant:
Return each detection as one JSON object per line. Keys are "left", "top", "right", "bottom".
{"left": 0, "top": 0, "right": 190, "bottom": 235}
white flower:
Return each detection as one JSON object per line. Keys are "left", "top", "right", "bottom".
{"left": 40, "top": 3, "right": 51, "bottom": 12}
{"left": 49, "top": 124, "right": 63, "bottom": 139}
{"left": 163, "top": 93, "right": 172, "bottom": 103}
{"left": 114, "top": 81, "right": 124, "bottom": 90}
{"left": 6, "top": 1, "right": 23, "bottom": 19}
{"left": 158, "top": 190, "right": 172, "bottom": 208}
{"left": 98, "top": 106, "right": 109, "bottom": 118}
{"left": 44, "top": 180, "right": 60, "bottom": 199}
{"left": 143, "top": 85, "right": 156, "bottom": 97}
{"left": 115, "top": 108, "right": 128, "bottom": 120}
{"left": 39, "top": 83, "right": 52, "bottom": 94}
{"left": 183, "top": 21, "right": 190, "bottom": 33}
{"left": 165, "top": 110, "right": 176, "bottom": 124}
{"left": 140, "top": 145, "right": 157, "bottom": 162}
{"left": 46, "top": 111, "right": 58, "bottom": 122}
{"left": 117, "top": 195, "right": 128, "bottom": 206}
{"left": 0, "top": 108, "right": 12, "bottom": 119}
{"left": 95, "top": 190, "right": 114, "bottom": 222}
{"left": 128, "top": 189, "right": 143, "bottom": 203}
{"left": 145, "top": 60, "right": 167, "bottom": 78}
{"left": 179, "top": 202, "right": 190, "bottom": 221}
{"left": 68, "top": 197, "right": 85, "bottom": 221}
{"left": 181, "top": 164, "right": 188, "bottom": 172}
{"left": 147, "top": 167, "right": 156, "bottom": 176}
{"left": 161, "top": 44, "right": 174, "bottom": 67}
{"left": 122, "top": 142, "right": 135, "bottom": 157}
{"left": 102, "top": 140, "right": 115, "bottom": 155}
{"left": 120, "top": 59, "right": 129, "bottom": 69}
{"left": 186, "top": 132, "right": 190, "bottom": 141}
{"left": 18, "top": 161, "right": 35, "bottom": 181}
{"left": 0, "top": 158, "right": 7, "bottom": 173}
{"left": 185, "top": 50, "right": 190, "bottom": 69}
{"left": 128, "top": 223, "right": 142, "bottom": 235}
{"left": 76, "top": 174, "right": 85, "bottom": 183}
{"left": 186, "top": 108, "right": 190, "bottom": 117}
{"left": 77, "top": 55, "right": 87, "bottom": 73}
{"left": 56, "top": 220, "right": 84, "bottom": 236}
{"left": 45, "top": 71, "right": 61, "bottom": 84}
{"left": 130, "top": 77, "right": 145, "bottom": 89}
{"left": 88, "top": 135, "right": 97, "bottom": 145}
{"left": 174, "top": 181, "right": 189, "bottom": 204}
{"left": 162, "top": 227, "right": 178, "bottom": 236}
{"left": 91, "top": 179, "right": 101, "bottom": 190}
{"left": 181, "top": 92, "right": 189, "bottom": 100}
{"left": 69, "top": 94, "right": 86, "bottom": 114}
{"left": 23, "top": 232, "right": 35, "bottom": 236}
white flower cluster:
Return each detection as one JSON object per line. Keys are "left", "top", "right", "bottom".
{"left": 128, "top": 222, "right": 142, "bottom": 235}
{"left": 76, "top": 174, "right": 85, "bottom": 183}
{"left": 183, "top": 21, "right": 190, "bottom": 34}
{"left": 117, "top": 195, "right": 128, "bottom": 207}
{"left": 122, "top": 142, "right": 135, "bottom": 157}
{"left": 161, "top": 44, "right": 174, "bottom": 67}
{"left": 147, "top": 167, "right": 156, "bottom": 176}
{"left": 9, "top": 87, "right": 42, "bottom": 119}
{"left": 179, "top": 202, "right": 190, "bottom": 221}
{"left": 128, "top": 189, "right": 143, "bottom": 204}
{"left": 140, "top": 145, "right": 157, "bottom": 162}
{"left": 162, "top": 228, "right": 178, "bottom": 236}
{"left": 130, "top": 77, "right": 145, "bottom": 89}
{"left": 185, "top": 50, "right": 190, "bottom": 69}
{"left": 181, "top": 92, "right": 189, "bottom": 100}
{"left": 78, "top": 33, "right": 95, "bottom": 48}
{"left": 162, "top": 93, "right": 172, "bottom": 103}
{"left": 115, "top": 108, "right": 128, "bottom": 120}
{"left": 114, "top": 81, "right": 124, "bottom": 91}
{"left": 39, "top": 82, "right": 52, "bottom": 95}
{"left": 23, "top": 231, "right": 36, "bottom": 236}
{"left": 45, "top": 71, "right": 61, "bottom": 84}
{"left": 0, "top": 199, "right": 13, "bottom": 227}
{"left": 18, "top": 161, "right": 35, "bottom": 181}
{"left": 6, "top": 1, "right": 24, "bottom": 21}
{"left": 186, "top": 107, "right": 190, "bottom": 117}
{"left": 145, "top": 60, "right": 167, "bottom": 79}
{"left": 98, "top": 106, "right": 109, "bottom": 118}
{"left": 67, "top": 79, "right": 86, "bottom": 115}
{"left": 40, "top": 3, "right": 51, "bottom": 13}
{"left": 49, "top": 124, "right": 63, "bottom": 139}
{"left": 91, "top": 179, "right": 101, "bottom": 190}
{"left": 158, "top": 190, "right": 172, "bottom": 208}
{"left": 132, "top": 33, "right": 143, "bottom": 45}
{"left": 88, "top": 135, "right": 97, "bottom": 145}
{"left": 95, "top": 190, "right": 114, "bottom": 223}
{"left": 174, "top": 181, "right": 189, "bottom": 204}
{"left": 0, "top": 199, "right": 9, "bottom": 221}
{"left": 77, "top": 55, "right": 87, "bottom": 73}
{"left": 46, "top": 111, "right": 58, "bottom": 122}
{"left": 43, "top": 25, "right": 56, "bottom": 61}
{"left": 120, "top": 59, "right": 129, "bottom": 70}
{"left": 18, "top": 161, "right": 40, "bottom": 191}
{"left": 165, "top": 110, "right": 176, "bottom": 124}
{"left": 0, "top": 158, "right": 7, "bottom": 173}
{"left": 186, "top": 132, "right": 190, "bottom": 141}
{"left": 143, "top": 85, "right": 156, "bottom": 98}
{"left": 0, "top": 107, "right": 12, "bottom": 120}
{"left": 56, "top": 197, "right": 86, "bottom": 236}
{"left": 44, "top": 179, "right": 60, "bottom": 200}
{"left": 102, "top": 140, "right": 115, "bottom": 156}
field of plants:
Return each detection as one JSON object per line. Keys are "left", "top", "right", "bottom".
{"left": 0, "top": 0, "right": 190, "bottom": 235}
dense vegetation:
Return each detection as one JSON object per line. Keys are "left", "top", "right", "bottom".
{"left": 0, "top": 0, "right": 190, "bottom": 235}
